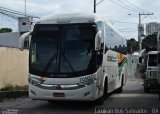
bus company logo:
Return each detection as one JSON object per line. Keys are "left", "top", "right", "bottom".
{"left": 107, "top": 55, "right": 117, "bottom": 62}
{"left": 55, "top": 85, "right": 61, "bottom": 89}
{"left": 51, "top": 74, "right": 68, "bottom": 77}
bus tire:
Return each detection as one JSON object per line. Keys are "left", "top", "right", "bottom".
{"left": 144, "top": 81, "right": 149, "bottom": 93}
{"left": 144, "top": 87, "right": 149, "bottom": 93}
{"left": 95, "top": 78, "right": 108, "bottom": 105}
{"left": 159, "top": 85, "right": 160, "bottom": 100}
{"left": 117, "top": 76, "right": 123, "bottom": 93}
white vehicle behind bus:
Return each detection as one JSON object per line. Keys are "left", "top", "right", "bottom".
{"left": 19, "top": 13, "right": 128, "bottom": 104}
{"left": 138, "top": 47, "right": 158, "bottom": 92}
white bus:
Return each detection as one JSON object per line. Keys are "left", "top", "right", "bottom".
{"left": 19, "top": 13, "right": 128, "bottom": 104}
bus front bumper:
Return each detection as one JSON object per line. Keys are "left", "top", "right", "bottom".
{"left": 28, "top": 83, "right": 101, "bottom": 101}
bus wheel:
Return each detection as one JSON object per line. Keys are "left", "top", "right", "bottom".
{"left": 117, "top": 76, "right": 123, "bottom": 93}
{"left": 117, "top": 86, "right": 123, "bottom": 93}
{"left": 95, "top": 79, "right": 108, "bottom": 105}
{"left": 144, "top": 81, "right": 149, "bottom": 93}
{"left": 158, "top": 85, "right": 160, "bottom": 100}
{"left": 144, "top": 87, "right": 149, "bottom": 93}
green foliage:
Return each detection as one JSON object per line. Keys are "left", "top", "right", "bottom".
{"left": 127, "top": 38, "right": 139, "bottom": 54}
{"left": 0, "top": 84, "right": 28, "bottom": 91}
{"left": 127, "top": 34, "right": 157, "bottom": 54}
{"left": 112, "top": 44, "right": 127, "bottom": 55}
{"left": 142, "top": 34, "right": 157, "bottom": 49}
{"left": 0, "top": 28, "right": 12, "bottom": 33}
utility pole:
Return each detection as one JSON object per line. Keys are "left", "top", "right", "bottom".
{"left": 25, "top": 0, "right": 26, "bottom": 17}
{"left": 94, "top": 0, "right": 96, "bottom": 13}
{"left": 94, "top": 0, "right": 104, "bottom": 13}
{"left": 138, "top": 12, "right": 154, "bottom": 52}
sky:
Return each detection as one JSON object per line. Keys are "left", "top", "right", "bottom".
{"left": 0, "top": 0, "right": 160, "bottom": 41}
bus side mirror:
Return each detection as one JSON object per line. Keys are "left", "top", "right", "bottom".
{"left": 95, "top": 30, "right": 102, "bottom": 51}
{"left": 19, "top": 32, "right": 31, "bottom": 51}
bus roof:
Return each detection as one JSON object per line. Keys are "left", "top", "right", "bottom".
{"left": 37, "top": 13, "right": 100, "bottom": 24}
{"left": 36, "top": 13, "right": 125, "bottom": 39}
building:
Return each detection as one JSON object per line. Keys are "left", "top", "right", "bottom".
{"left": 0, "top": 32, "right": 20, "bottom": 48}
{"left": 127, "top": 53, "right": 139, "bottom": 79}
{"left": 0, "top": 17, "right": 32, "bottom": 48}
{"left": 146, "top": 22, "right": 160, "bottom": 36}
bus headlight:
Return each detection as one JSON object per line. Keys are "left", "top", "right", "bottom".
{"left": 78, "top": 78, "right": 96, "bottom": 87}
{"left": 29, "top": 78, "right": 41, "bottom": 86}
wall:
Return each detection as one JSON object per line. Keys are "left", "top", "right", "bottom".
{"left": 127, "top": 54, "right": 139, "bottom": 79}
{"left": 0, "top": 32, "right": 20, "bottom": 48}
{"left": 0, "top": 47, "right": 28, "bottom": 89}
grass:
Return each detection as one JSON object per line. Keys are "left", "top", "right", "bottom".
{"left": 0, "top": 84, "right": 28, "bottom": 91}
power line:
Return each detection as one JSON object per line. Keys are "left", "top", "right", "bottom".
{"left": 0, "top": 6, "right": 39, "bottom": 18}
{"left": 94, "top": 0, "right": 105, "bottom": 13}
{"left": 96, "top": 0, "right": 105, "bottom": 6}
{"left": 109, "top": 0, "right": 136, "bottom": 12}
{"left": 122, "top": 0, "right": 158, "bottom": 24}
{"left": 123, "top": 0, "right": 148, "bottom": 13}
{"left": 119, "top": 26, "right": 159, "bottom": 33}
{"left": 111, "top": 20, "right": 138, "bottom": 24}
{"left": 0, "top": 6, "right": 39, "bottom": 27}
{"left": 116, "top": 0, "right": 140, "bottom": 12}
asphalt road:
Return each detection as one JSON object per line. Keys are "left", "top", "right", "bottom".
{"left": 0, "top": 78, "right": 159, "bottom": 114}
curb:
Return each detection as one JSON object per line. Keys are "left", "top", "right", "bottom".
{"left": 0, "top": 90, "right": 28, "bottom": 100}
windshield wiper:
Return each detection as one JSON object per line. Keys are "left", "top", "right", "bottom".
{"left": 41, "top": 52, "right": 58, "bottom": 76}
{"left": 41, "top": 40, "right": 60, "bottom": 76}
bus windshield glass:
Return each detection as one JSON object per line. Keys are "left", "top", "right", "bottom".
{"left": 29, "top": 24, "right": 96, "bottom": 77}
{"left": 148, "top": 54, "right": 157, "bottom": 66}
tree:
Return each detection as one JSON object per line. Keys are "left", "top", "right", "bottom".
{"left": 0, "top": 28, "right": 12, "bottom": 33}
{"left": 142, "top": 34, "right": 157, "bottom": 49}
{"left": 127, "top": 38, "right": 139, "bottom": 54}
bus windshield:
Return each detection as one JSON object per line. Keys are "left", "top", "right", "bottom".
{"left": 29, "top": 24, "right": 96, "bottom": 77}
{"left": 148, "top": 54, "right": 157, "bottom": 66}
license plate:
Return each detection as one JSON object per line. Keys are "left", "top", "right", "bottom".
{"left": 53, "top": 93, "right": 65, "bottom": 97}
